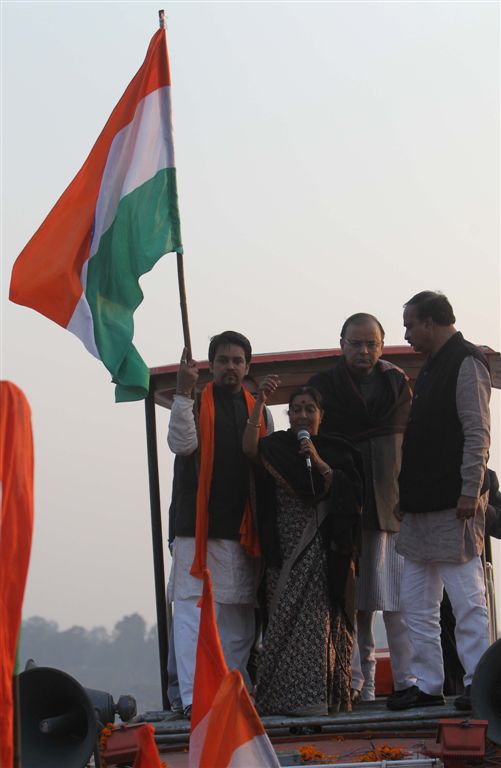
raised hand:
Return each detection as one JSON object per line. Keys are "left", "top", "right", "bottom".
{"left": 177, "top": 346, "right": 199, "bottom": 397}
{"left": 258, "top": 374, "right": 281, "bottom": 404}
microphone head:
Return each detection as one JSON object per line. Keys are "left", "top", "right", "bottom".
{"left": 296, "top": 429, "right": 310, "bottom": 442}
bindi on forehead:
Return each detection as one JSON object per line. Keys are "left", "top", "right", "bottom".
{"left": 290, "top": 396, "right": 318, "bottom": 409}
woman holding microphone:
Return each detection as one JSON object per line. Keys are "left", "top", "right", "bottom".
{"left": 243, "top": 377, "right": 363, "bottom": 716}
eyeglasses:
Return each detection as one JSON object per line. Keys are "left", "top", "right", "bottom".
{"left": 344, "top": 339, "right": 382, "bottom": 350}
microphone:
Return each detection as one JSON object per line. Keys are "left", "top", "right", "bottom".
{"left": 297, "top": 429, "right": 316, "bottom": 495}
{"left": 296, "top": 429, "right": 312, "bottom": 469}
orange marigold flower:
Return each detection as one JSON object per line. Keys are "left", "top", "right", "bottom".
{"left": 358, "top": 744, "right": 408, "bottom": 762}
{"left": 298, "top": 744, "right": 329, "bottom": 762}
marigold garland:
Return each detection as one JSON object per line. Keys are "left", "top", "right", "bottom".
{"left": 98, "top": 722, "right": 115, "bottom": 766}
{"left": 298, "top": 741, "right": 408, "bottom": 764}
{"left": 299, "top": 744, "right": 331, "bottom": 763}
{"left": 298, "top": 744, "right": 344, "bottom": 763}
{"left": 357, "top": 743, "right": 409, "bottom": 762}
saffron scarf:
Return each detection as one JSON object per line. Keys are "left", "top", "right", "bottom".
{"left": 190, "top": 383, "right": 265, "bottom": 578}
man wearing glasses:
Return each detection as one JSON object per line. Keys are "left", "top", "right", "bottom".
{"left": 309, "top": 313, "right": 415, "bottom": 704}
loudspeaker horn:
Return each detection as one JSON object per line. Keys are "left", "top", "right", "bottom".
{"left": 19, "top": 666, "right": 98, "bottom": 768}
{"left": 18, "top": 665, "right": 137, "bottom": 768}
{"left": 472, "top": 637, "right": 501, "bottom": 745}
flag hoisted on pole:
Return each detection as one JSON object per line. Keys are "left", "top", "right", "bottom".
{"left": 9, "top": 18, "right": 183, "bottom": 402}
{"left": 189, "top": 569, "right": 280, "bottom": 768}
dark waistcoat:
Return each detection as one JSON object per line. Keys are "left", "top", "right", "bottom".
{"left": 172, "top": 386, "right": 249, "bottom": 539}
{"left": 399, "top": 332, "right": 489, "bottom": 513}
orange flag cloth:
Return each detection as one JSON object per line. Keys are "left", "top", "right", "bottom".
{"left": 132, "top": 723, "right": 166, "bottom": 768}
{"left": 0, "top": 382, "right": 34, "bottom": 768}
{"left": 190, "top": 383, "right": 265, "bottom": 578}
{"left": 189, "top": 569, "right": 279, "bottom": 768}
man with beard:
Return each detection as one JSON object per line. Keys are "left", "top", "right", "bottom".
{"left": 309, "top": 313, "right": 415, "bottom": 702}
{"left": 167, "top": 331, "right": 262, "bottom": 718}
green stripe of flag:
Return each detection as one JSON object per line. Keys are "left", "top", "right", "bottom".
{"left": 85, "top": 168, "right": 182, "bottom": 402}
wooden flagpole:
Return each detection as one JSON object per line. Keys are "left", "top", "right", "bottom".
{"left": 176, "top": 252, "right": 193, "bottom": 361}
{"left": 159, "top": 9, "right": 192, "bottom": 360}
{"left": 144, "top": 10, "right": 194, "bottom": 712}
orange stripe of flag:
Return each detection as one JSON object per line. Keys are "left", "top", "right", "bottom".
{"left": 199, "top": 670, "right": 266, "bottom": 767}
{"left": 10, "top": 28, "right": 171, "bottom": 328}
{"left": 132, "top": 724, "right": 165, "bottom": 768}
{"left": 191, "top": 568, "right": 228, "bottom": 732}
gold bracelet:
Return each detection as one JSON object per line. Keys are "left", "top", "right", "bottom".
{"left": 247, "top": 419, "right": 261, "bottom": 428}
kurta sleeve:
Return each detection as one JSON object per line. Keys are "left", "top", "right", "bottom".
{"left": 167, "top": 395, "right": 198, "bottom": 455}
{"left": 456, "top": 356, "right": 491, "bottom": 498}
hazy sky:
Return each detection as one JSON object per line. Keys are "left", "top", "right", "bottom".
{"left": 2, "top": 1, "right": 500, "bottom": 631}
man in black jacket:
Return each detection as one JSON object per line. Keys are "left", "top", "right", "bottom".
{"left": 389, "top": 291, "right": 491, "bottom": 712}
{"left": 167, "top": 331, "right": 261, "bottom": 718}
{"left": 309, "top": 313, "right": 415, "bottom": 703}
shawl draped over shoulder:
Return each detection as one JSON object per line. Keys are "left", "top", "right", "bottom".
{"left": 310, "top": 356, "right": 411, "bottom": 441}
{"left": 255, "top": 429, "right": 363, "bottom": 628}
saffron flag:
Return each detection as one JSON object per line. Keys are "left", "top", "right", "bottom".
{"left": 9, "top": 28, "right": 182, "bottom": 403}
{"left": 0, "top": 382, "right": 34, "bottom": 768}
{"left": 132, "top": 723, "right": 165, "bottom": 768}
{"left": 189, "top": 569, "right": 279, "bottom": 768}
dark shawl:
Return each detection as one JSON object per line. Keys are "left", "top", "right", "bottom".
{"left": 309, "top": 357, "right": 411, "bottom": 442}
{"left": 255, "top": 430, "right": 363, "bottom": 629}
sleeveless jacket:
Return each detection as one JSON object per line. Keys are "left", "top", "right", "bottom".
{"left": 171, "top": 387, "right": 250, "bottom": 539}
{"left": 399, "top": 332, "right": 489, "bottom": 513}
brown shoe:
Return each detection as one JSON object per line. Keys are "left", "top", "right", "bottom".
{"left": 350, "top": 688, "right": 362, "bottom": 705}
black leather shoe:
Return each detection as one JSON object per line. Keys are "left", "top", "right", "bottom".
{"left": 454, "top": 685, "right": 472, "bottom": 711}
{"left": 387, "top": 685, "right": 445, "bottom": 711}
{"left": 386, "top": 686, "right": 414, "bottom": 705}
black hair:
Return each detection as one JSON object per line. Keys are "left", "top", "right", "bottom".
{"left": 288, "top": 385, "right": 324, "bottom": 410}
{"left": 208, "top": 331, "right": 252, "bottom": 363}
{"left": 340, "top": 313, "right": 385, "bottom": 340}
{"left": 404, "top": 291, "right": 455, "bottom": 326}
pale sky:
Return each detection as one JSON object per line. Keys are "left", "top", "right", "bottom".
{"left": 2, "top": 1, "right": 500, "bottom": 631}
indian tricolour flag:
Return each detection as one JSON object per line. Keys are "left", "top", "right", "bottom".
{"left": 190, "top": 570, "right": 280, "bottom": 768}
{"left": 9, "top": 27, "right": 182, "bottom": 402}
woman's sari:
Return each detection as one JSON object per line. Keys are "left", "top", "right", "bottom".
{"left": 255, "top": 430, "right": 363, "bottom": 716}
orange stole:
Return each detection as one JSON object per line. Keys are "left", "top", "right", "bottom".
{"left": 190, "top": 383, "right": 265, "bottom": 578}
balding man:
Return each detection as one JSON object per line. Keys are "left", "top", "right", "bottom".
{"left": 309, "top": 313, "right": 415, "bottom": 702}
{"left": 390, "top": 291, "right": 491, "bottom": 712}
